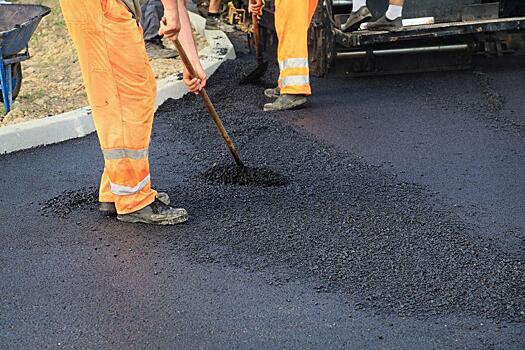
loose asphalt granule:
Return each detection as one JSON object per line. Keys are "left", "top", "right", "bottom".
{"left": 201, "top": 163, "right": 288, "bottom": 187}
{"left": 40, "top": 56, "right": 525, "bottom": 323}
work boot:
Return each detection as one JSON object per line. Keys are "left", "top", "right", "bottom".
{"left": 205, "top": 15, "right": 234, "bottom": 32}
{"left": 117, "top": 199, "right": 188, "bottom": 225}
{"left": 366, "top": 15, "right": 403, "bottom": 31}
{"left": 263, "top": 94, "right": 307, "bottom": 112}
{"left": 145, "top": 40, "right": 178, "bottom": 60}
{"left": 99, "top": 202, "right": 118, "bottom": 216}
{"left": 264, "top": 87, "right": 280, "bottom": 99}
{"left": 341, "top": 6, "right": 372, "bottom": 32}
{"left": 99, "top": 192, "right": 170, "bottom": 216}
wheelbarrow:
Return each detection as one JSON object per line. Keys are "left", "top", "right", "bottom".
{"left": 0, "top": 4, "right": 50, "bottom": 114}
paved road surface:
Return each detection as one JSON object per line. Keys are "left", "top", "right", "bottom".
{"left": 1, "top": 45, "right": 524, "bottom": 348}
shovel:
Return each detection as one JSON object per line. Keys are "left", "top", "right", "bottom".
{"left": 173, "top": 39, "right": 245, "bottom": 168}
{"left": 239, "top": 13, "right": 268, "bottom": 85}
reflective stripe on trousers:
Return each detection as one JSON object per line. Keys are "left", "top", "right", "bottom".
{"left": 110, "top": 175, "right": 151, "bottom": 196}
{"left": 280, "top": 75, "right": 310, "bottom": 89}
{"left": 275, "top": 0, "right": 318, "bottom": 95}
{"left": 102, "top": 148, "right": 149, "bottom": 161}
{"left": 279, "top": 58, "right": 309, "bottom": 71}
{"left": 60, "top": 0, "right": 157, "bottom": 214}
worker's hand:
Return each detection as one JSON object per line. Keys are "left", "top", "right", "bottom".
{"left": 183, "top": 65, "right": 207, "bottom": 94}
{"left": 248, "top": 0, "right": 263, "bottom": 16}
{"left": 159, "top": 6, "right": 181, "bottom": 40}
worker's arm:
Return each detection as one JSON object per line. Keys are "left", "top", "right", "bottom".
{"left": 159, "top": 0, "right": 206, "bottom": 93}
{"left": 159, "top": 0, "right": 181, "bottom": 40}
{"left": 248, "top": 0, "right": 263, "bottom": 16}
{"left": 177, "top": 0, "right": 207, "bottom": 93}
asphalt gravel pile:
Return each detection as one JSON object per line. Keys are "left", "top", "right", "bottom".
{"left": 40, "top": 56, "right": 525, "bottom": 323}
{"left": 201, "top": 163, "right": 288, "bottom": 187}
{"left": 40, "top": 187, "right": 98, "bottom": 218}
{"left": 157, "top": 58, "right": 524, "bottom": 323}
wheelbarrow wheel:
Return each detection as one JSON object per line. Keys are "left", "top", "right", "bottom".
{"left": 0, "top": 62, "right": 23, "bottom": 102}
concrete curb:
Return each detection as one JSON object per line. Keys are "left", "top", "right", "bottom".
{"left": 0, "top": 11, "right": 235, "bottom": 155}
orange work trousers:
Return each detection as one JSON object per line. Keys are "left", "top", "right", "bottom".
{"left": 274, "top": 0, "right": 318, "bottom": 95}
{"left": 60, "top": 0, "right": 157, "bottom": 214}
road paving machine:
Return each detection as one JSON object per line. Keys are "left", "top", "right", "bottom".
{"left": 228, "top": 0, "right": 525, "bottom": 76}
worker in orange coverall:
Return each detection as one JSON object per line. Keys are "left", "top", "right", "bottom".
{"left": 59, "top": 0, "right": 206, "bottom": 225}
{"left": 249, "top": 0, "right": 318, "bottom": 112}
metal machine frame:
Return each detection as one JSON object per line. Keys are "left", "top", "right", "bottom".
{"left": 255, "top": 0, "right": 525, "bottom": 76}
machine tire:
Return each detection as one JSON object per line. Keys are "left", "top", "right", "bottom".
{"left": 308, "top": 2, "right": 335, "bottom": 77}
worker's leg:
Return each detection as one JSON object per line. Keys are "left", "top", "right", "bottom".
{"left": 390, "top": 0, "right": 405, "bottom": 6}
{"left": 141, "top": 0, "right": 164, "bottom": 42}
{"left": 353, "top": 0, "right": 366, "bottom": 11}
{"left": 140, "top": 0, "right": 177, "bottom": 59}
{"left": 264, "top": 0, "right": 317, "bottom": 111}
{"left": 274, "top": 0, "right": 318, "bottom": 96}
{"left": 60, "top": 0, "right": 157, "bottom": 214}
{"left": 205, "top": 0, "right": 233, "bottom": 31}
{"left": 367, "top": 0, "right": 404, "bottom": 30}
{"left": 206, "top": 0, "right": 221, "bottom": 29}
{"left": 355, "top": 0, "right": 404, "bottom": 9}
{"left": 208, "top": 0, "right": 221, "bottom": 13}
{"left": 386, "top": 0, "right": 404, "bottom": 20}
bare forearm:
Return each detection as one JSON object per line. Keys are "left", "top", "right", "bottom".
{"left": 161, "top": 0, "right": 178, "bottom": 11}
{"left": 177, "top": 0, "right": 202, "bottom": 68}
{"left": 159, "top": 0, "right": 181, "bottom": 40}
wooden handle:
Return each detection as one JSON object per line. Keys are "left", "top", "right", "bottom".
{"left": 252, "top": 13, "right": 262, "bottom": 62}
{"left": 173, "top": 39, "right": 244, "bottom": 168}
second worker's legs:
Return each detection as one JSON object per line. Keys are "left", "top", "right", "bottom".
{"left": 141, "top": 0, "right": 178, "bottom": 59}
{"left": 342, "top": 0, "right": 405, "bottom": 32}
{"left": 264, "top": 0, "right": 318, "bottom": 112}
{"left": 141, "top": 0, "right": 163, "bottom": 42}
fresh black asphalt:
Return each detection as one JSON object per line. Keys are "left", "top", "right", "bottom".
{"left": 1, "top": 40, "right": 524, "bottom": 349}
